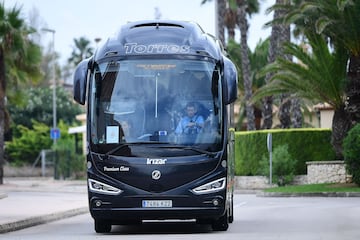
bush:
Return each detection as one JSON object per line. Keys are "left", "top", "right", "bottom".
{"left": 258, "top": 144, "right": 297, "bottom": 186}
{"left": 54, "top": 150, "right": 86, "bottom": 179}
{"left": 343, "top": 123, "right": 360, "bottom": 186}
{"left": 53, "top": 121, "right": 85, "bottom": 179}
{"left": 5, "top": 120, "right": 84, "bottom": 177}
{"left": 235, "top": 129, "right": 336, "bottom": 175}
{"left": 5, "top": 121, "right": 52, "bottom": 165}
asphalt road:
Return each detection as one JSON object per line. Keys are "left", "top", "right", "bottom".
{"left": 1, "top": 194, "right": 359, "bottom": 240}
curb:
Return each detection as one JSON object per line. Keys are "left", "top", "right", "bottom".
{"left": 0, "top": 192, "right": 7, "bottom": 200}
{"left": 0, "top": 207, "right": 88, "bottom": 234}
{"left": 257, "top": 192, "right": 360, "bottom": 197}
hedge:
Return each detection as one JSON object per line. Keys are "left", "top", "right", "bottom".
{"left": 234, "top": 128, "right": 336, "bottom": 176}
{"left": 343, "top": 123, "right": 360, "bottom": 186}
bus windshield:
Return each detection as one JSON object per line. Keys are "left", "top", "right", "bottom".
{"left": 89, "top": 58, "right": 223, "bottom": 155}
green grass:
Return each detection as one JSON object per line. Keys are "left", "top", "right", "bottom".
{"left": 264, "top": 183, "right": 360, "bottom": 193}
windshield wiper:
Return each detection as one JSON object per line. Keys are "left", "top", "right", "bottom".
{"left": 104, "top": 142, "right": 169, "bottom": 158}
{"left": 104, "top": 143, "right": 132, "bottom": 157}
{"left": 157, "top": 145, "right": 217, "bottom": 157}
{"left": 103, "top": 142, "right": 217, "bottom": 159}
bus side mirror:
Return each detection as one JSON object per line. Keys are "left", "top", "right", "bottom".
{"left": 223, "top": 57, "right": 238, "bottom": 104}
{"left": 73, "top": 59, "right": 90, "bottom": 105}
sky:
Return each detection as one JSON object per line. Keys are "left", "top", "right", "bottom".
{"left": 4, "top": 0, "right": 275, "bottom": 65}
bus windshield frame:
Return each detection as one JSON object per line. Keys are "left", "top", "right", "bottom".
{"left": 88, "top": 57, "right": 224, "bottom": 156}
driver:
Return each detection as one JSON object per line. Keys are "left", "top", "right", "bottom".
{"left": 175, "top": 102, "right": 204, "bottom": 135}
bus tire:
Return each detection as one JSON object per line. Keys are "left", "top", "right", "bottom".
{"left": 228, "top": 195, "right": 234, "bottom": 223}
{"left": 94, "top": 219, "right": 112, "bottom": 233}
{"left": 211, "top": 211, "right": 229, "bottom": 231}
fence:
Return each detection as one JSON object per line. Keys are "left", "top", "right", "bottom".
{"left": 32, "top": 149, "right": 75, "bottom": 179}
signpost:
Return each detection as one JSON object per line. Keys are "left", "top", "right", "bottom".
{"left": 267, "top": 133, "right": 273, "bottom": 185}
{"left": 50, "top": 128, "right": 60, "bottom": 140}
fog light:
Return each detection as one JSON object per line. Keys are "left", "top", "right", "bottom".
{"left": 212, "top": 199, "right": 219, "bottom": 206}
{"left": 87, "top": 161, "right": 92, "bottom": 169}
{"left": 94, "top": 200, "right": 102, "bottom": 207}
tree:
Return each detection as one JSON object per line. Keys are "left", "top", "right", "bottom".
{"left": 6, "top": 121, "right": 52, "bottom": 165}
{"left": 263, "top": 0, "right": 300, "bottom": 129}
{"left": 0, "top": 3, "right": 42, "bottom": 184}
{"left": 217, "top": 0, "right": 227, "bottom": 45}
{"left": 67, "top": 36, "right": 94, "bottom": 67}
{"left": 227, "top": 38, "right": 269, "bottom": 129}
{"left": 224, "top": 3, "right": 237, "bottom": 41}
{"left": 270, "top": 0, "right": 360, "bottom": 158}
{"left": 235, "top": 0, "right": 260, "bottom": 130}
{"left": 254, "top": 32, "right": 348, "bottom": 158}
{"left": 295, "top": 1, "right": 360, "bottom": 120}
{"left": 275, "top": 0, "right": 293, "bottom": 129}
{"left": 8, "top": 87, "right": 82, "bottom": 129}
{"left": 261, "top": 1, "right": 280, "bottom": 129}
{"left": 300, "top": 0, "right": 360, "bottom": 157}
{"left": 202, "top": 0, "right": 260, "bottom": 130}
{"left": 201, "top": 0, "right": 226, "bottom": 44}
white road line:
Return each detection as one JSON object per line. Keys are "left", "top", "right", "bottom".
{"left": 234, "top": 201, "right": 247, "bottom": 208}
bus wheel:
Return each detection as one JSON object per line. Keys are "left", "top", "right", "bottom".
{"left": 211, "top": 212, "right": 229, "bottom": 231}
{"left": 94, "top": 219, "right": 112, "bottom": 233}
{"left": 228, "top": 196, "right": 234, "bottom": 223}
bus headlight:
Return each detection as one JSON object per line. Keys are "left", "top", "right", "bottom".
{"left": 88, "top": 179, "right": 122, "bottom": 195}
{"left": 192, "top": 178, "right": 226, "bottom": 195}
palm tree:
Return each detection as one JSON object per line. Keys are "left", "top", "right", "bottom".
{"left": 272, "top": 0, "right": 360, "bottom": 157}
{"left": 277, "top": 0, "right": 294, "bottom": 129}
{"left": 202, "top": 0, "right": 259, "bottom": 130}
{"left": 224, "top": 4, "right": 237, "bottom": 41}
{"left": 263, "top": 0, "right": 299, "bottom": 129}
{"left": 228, "top": 38, "right": 269, "bottom": 129}
{"left": 0, "top": 3, "right": 42, "bottom": 184}
{"left": 254, "top": 32, "right": 348, "bottom": 158}
{"left": 235, "top": 0, "right": 259, "bottom": 130}
{"left": 216, "top": 0, "right": 226, "bottom": 45}
{"left": 201, "top": 0, "right": 227, "bottom": 45}
{"left": 261, "top": 0, "right": 283, "bottom": 129}
{"left": 301, "top": 0, "right": 360, "bottom": 157}
{"left": 67, "top": 36, "right": 93, "bottom": 67}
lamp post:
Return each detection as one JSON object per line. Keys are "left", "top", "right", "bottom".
{"left": 94, "top": 37, "right": 102, "bottom": 47}
{"left": 42, "top": 28, "right": 57, "bottom": 146}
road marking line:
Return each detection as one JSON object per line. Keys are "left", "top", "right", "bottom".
{"left": 235, "top": 201, "right": 247, "bottom": 208}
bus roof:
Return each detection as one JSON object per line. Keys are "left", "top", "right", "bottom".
{"left": 94, "top": 20, "right": 224, "bottom": 61}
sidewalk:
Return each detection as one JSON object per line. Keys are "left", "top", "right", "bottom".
{"left": 0, "top": 177, "right": 88, "bottom": 234}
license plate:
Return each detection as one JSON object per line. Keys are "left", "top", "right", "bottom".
{"left": 142, "top": 200, "right": 172, "bottom": 208}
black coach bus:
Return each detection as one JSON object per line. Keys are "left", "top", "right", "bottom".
{"left": 73, "top": 20, "right": 238, "bottom": 233}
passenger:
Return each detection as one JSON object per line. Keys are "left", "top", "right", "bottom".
{"left": 120, "top": 120, "right": 135, "bottom": 142}
{"left": 175, "top": 102, "right": 204, "bottom": 135}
